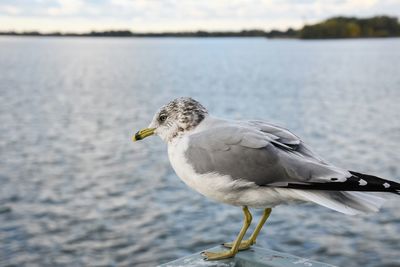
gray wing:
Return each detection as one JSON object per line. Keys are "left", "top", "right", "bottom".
{"left": 185, "top": 121, "right": 352, "bottom": 188}
{"left": 248, "top": 120, "right": 327, "bottom": 164}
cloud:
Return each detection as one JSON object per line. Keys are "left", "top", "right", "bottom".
{"left": 0, "top": 0, "right": 399, "bottom": 32}
{"left": 46, "top": 0, "right": 84, "bottom": 16}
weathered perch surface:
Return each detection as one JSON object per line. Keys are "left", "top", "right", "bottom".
{"left": 159, "top": 245, "right": 335, "bottom": 267}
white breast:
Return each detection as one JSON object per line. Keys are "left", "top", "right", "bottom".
{"left": 167, "top": 136, "right": 198, "bottom": 190}
{"left": 167, "top": 135, "right": 301, "bottom": 208}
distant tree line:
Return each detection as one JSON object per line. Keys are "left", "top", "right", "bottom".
{"left": 300, "top": 16, "right": 400, "bottom": 39}
{"left": 0, "top": 29, "right": 296, "bottom": 38}
{"left": 1, "top": 16, "right": 399, "bottom": 39}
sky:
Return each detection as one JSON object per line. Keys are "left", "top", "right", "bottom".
{"left": 0, "top": 0, "right": 399, "bottom": 33}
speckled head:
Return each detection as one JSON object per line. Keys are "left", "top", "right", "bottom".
{"left": 148, "top": 97, "right": 208, "bottom": 142}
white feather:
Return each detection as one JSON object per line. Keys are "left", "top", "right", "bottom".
{"left": 344, "top": 191, "right": 385, "bottom": 213}
{"left": 294, "top": 190, "right": 385, "bottom": 215}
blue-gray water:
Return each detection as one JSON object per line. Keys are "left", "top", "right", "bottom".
{"left": 0, "top": 37, "right": 399, "bottom": 267}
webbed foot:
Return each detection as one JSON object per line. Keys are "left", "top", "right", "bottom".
{"left": 222, "top": 239, "right": 254, "bottom": 250}
{"left": 201, "top": 250, "right": 237, "bottom": 260}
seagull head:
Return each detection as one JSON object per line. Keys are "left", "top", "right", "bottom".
{"left": 133, "top": 97, "right": 208, "bottom": 143}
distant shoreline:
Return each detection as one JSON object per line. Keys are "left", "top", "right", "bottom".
{"left": 0, "top": 30, "right": 295, "bottom": 39}
{"left": 2, "top": 34, "right": 400, "bottom": 40}
{"left": 0, "top": 32, "right": 400, "bottom": 41}
{"left": 1, "top": 15, "right": 399, "bottom": 39}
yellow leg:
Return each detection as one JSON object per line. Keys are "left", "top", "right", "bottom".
{"left": 223, "top": 208, "right": 272, "bottom": 251}
{"left": 201, "top": 206, "right": 252, "bottom": 260}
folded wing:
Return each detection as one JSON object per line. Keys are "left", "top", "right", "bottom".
{"left": 185, "top": 120, "right": 400, "bottom": 194}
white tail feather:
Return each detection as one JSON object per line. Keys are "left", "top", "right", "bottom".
{"left": 344, "top": 191, "right": 385, "bottom": 213}
{"left": 294, "top": 190, "right": 385, "bottom": 215}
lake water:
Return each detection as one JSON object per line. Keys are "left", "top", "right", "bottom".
{"left": 0, "top": 37, "right": 399, "bottom": 267}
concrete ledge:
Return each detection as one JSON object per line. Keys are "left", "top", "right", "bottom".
{"left": 159, "top": 245, "right": 336, "bottom": 267}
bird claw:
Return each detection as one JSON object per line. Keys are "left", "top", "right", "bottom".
{"left": 222, "top": 240, "right": 254, "bottom": 250}
{"left": 201, "top": 250, "right": 236, "bottom": 260}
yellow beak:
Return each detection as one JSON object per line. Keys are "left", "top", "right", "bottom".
{"left": 132, "top": 128, "right": 156, "bottom": 141}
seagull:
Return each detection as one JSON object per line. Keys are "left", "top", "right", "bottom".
{"left": 133, "top": 97, "right": 400, "bottom": 261}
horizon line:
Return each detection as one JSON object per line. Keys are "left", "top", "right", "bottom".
{"left": 1, "top": 14, "right": 397, "bottom": 35}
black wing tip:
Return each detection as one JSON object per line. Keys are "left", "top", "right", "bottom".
{"left": 283, "top": 170, "right": 400, "bottom": 194}
{"left": 349, "top": 170, "right": 400, "bottom": 194}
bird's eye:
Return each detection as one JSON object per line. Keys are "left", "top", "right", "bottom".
{"left": 159, "top": 114, "right": 167, "bottom": 122}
